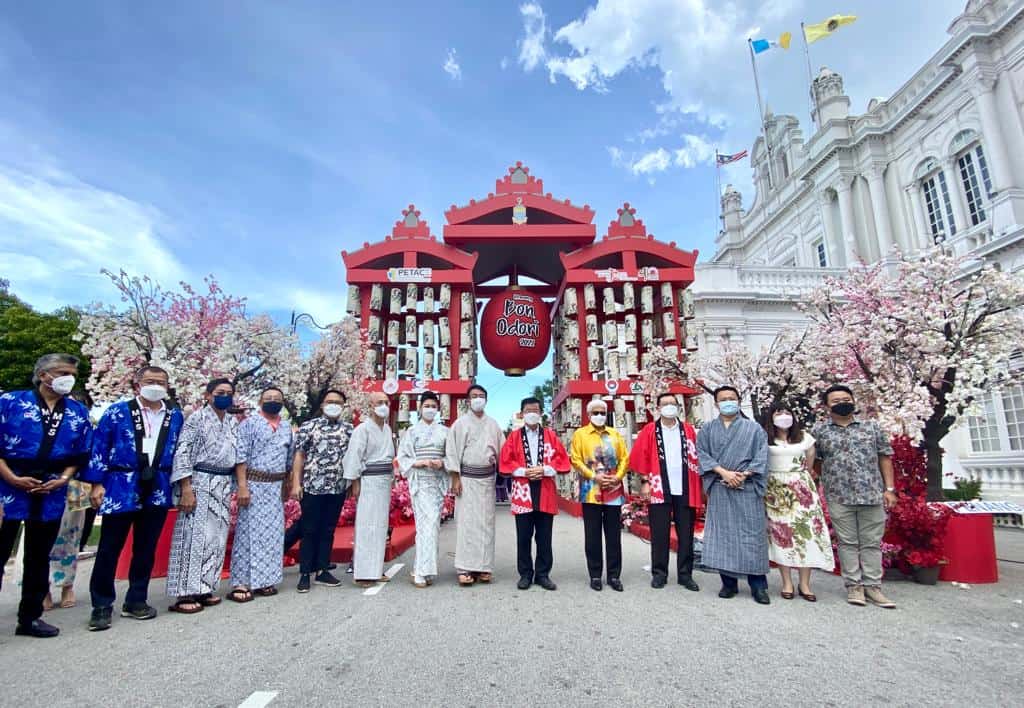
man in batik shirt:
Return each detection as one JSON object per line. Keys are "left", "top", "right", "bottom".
{"left": 290, "top": 389, "right": 353, "bottom": 593}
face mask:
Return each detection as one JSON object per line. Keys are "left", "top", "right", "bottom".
{"left": 262, "top": 401, "right": 284, "bottom": 416}
{"left": 470, "top": 398, "right": 486, "bottom": 413}
{"left": 140, "top": 384, "right": 168, "bottom": 402}
{"left": 831, "top": 402, "right": 856, "bottom": 417}
{"left": 212, "top": 394, "right": 233, "bottom": 410}
{"left": 420, "top": 407, "right": 438, "bottom": 422}
{"left": 523, "top": 412, "right": 541, "bottom": 427}
{"left": 660, "top": 404, "right": 679, "bottom": 419}
{"left": 374, "top": 404, "right": 390, "bottom": 419}
{"left": 773, "top": 414, "right": 793, "bottom": 429}
{"left": 323, "top": 403, "right": 344, "bottom": 419}
{"left": 49, "top": 375, "right": 75, "bottom": 395}
{"left": 718, "top": 401, "right": 740, "bottom": 416}
{"left": 590, "top": 413, "right": 607, "bottom": 427}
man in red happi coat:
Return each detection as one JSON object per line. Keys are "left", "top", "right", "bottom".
{"left": 629, "top": 393, "right": 703, "bottom": 591}
{"left": 499, "top": 397, "right": 570, "bottom": 591}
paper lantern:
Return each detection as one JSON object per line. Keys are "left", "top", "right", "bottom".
{"left": 479, "top": 289, "right": 551, "bottom": 376}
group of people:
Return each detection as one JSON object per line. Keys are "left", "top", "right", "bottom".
{"left": 0, "top": 352, "right": 899, "bottom": 639}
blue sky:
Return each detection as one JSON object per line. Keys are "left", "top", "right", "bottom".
{"left": 0, "top": 0, "right": 964, "bottom": 421}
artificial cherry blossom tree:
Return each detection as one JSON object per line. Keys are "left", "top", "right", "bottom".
{"left": 644, "top": 329, "right": 822, "bottom": 424}
{"left": 801, "top": 250, "right": 1024, "bottom": 500}
{"left": 303, "top": 317, "right": 373, "bottom": 419}
{"left": 77, "top": 270, "right": 305, "bottom": 412}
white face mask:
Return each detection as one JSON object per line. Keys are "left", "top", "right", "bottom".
{"left": 420, "top": 407, "right": 438, "bottom": 422}
{"left": 139, "top": 384, "right": 168, "bottom": 402}
{"left": 773, "top": 414, "right": 793, "bottom": 430}
{"left": 523, "top": 412, "right": 541, "bottom": 427}
{"left": 590, "top": 413, "right": 607, "bottom": 427}
{"left": 323, "top": 403, "right": 344, "bottom": 419}
{"left": 374, "top": 404, "right": 390, "bottom": 419}
{"left": 49, "top": 375, "right": 75, "bottom": 395}
{"left": 470, "top": 397, "right": 486, "bottom": 413}
{"left": 659, "top": 404, "right": 679, "bottom": 419}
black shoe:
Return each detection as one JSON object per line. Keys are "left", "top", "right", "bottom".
{"left": 297, "top": 574, "right": 311, "bottom": 593}
{"left": 651, "top": 575, "right": 667, "bottom": 589}
{"left": 753, "top": 589, "right": 771, "bottom": 605}
{"left": 326, "top": 563, "right": 337, "bottom": 571}
{"left": 590, "top": 578, "right": 603, "bottom": 591}
{"left": 517, "top": 576, "right": 533, "bottom": 590}
{"left": 315, "top": 570, "right": 342, "bottom": 587}
{"left": 121, "top": 603, "right": 157, "bottom": 620}
{"left": 678, "top": 576, "right": 700, "bottom": 592}
{"left": 608, "top": 578, "right": 624, "bottom": 592}
{"left": 535, "top": 577, "right": 557, "bottom": 591}
{"left": 89, "top": 607, "right": 113, "bottom": 632}
{"left": 718, "top": 587, "right": 738, "bottom": 599}
{"left": 15, "top": 619, "right": 59, "bottom": 638}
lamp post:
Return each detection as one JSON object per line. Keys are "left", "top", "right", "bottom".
{"left": 289, "top": 310, "right": 329, "bottom": 335}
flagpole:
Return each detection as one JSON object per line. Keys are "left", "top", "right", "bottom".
{"left": 747, "top": 38, "right": 774, "bottom": 191}
{"left": 800, "top": 23, "right": 817, "bottom": 129}
{"left": 714, "top": 150, "right": 721, "bottom": 235}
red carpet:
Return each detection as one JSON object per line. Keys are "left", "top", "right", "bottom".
{"left": 283, "top": 524, "right": 417, "bottom": 567}
{"left": 557, "top": 497, "right": 583, "bottom": 517}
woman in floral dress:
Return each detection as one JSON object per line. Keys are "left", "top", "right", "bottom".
{"left": 763, "top": 406, "right": 835, "bottom": 601}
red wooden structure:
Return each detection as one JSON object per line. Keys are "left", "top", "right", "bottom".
{"left": 342, "top": 163, "right": 700, "bottom": 449}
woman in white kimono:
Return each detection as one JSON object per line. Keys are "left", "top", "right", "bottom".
{"left": 397, "top": 392, "right": 448, "bottom": 588}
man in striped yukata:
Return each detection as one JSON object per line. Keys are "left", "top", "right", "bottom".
{"left": 343, "top": 391, "right": 395, "bottom": 588}
{"left": 696, "top": 385, "right": 771, "bottom": 605}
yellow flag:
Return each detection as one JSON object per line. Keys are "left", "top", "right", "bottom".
{"left": 804, "top": 15, "right": 857, "bottom": 43}
{"left": 779, "top": 31, "right": 792, "bottom": 50}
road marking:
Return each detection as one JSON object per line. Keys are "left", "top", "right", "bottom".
{"left": 363, "top": 562, "right": 405, "bottom": 596}
{"left": 239, "top": 691, "right": 278, "bottom": 708}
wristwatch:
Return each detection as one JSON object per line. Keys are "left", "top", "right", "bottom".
{"left": 885, "top": 487, "right": 896, "bottom": 493}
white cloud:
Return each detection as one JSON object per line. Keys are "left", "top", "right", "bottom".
{"left": 609, "top": 134, "right": 715, "bottom": 176}
{"left": 0, "top": 161, "right": 186, "bottom": 310}
{"left": 517, "top": 2, "right": 548, "bottom": 71}
{"left": 500, "top": 56, "right": 509, "bottom": 70}
{"left": 443, "top": 48, "right": 462, "bottom": 81}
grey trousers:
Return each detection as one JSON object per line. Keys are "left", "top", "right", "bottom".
{"left": 828, "top": 501, "right": 886, "bottom": 588}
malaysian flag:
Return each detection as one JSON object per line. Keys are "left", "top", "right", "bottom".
{"left": 716, "top": 150, "right": 748, "bottom": 166}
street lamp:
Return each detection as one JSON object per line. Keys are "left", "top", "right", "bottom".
{"left": 290, "top": 310, "right": 329, "bottom": 335}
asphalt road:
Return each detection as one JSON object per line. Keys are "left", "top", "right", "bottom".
{"left": 1, "top": 515, "right": 1022, "bottom": 708}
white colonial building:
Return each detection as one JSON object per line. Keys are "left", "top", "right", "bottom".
{"left": 691, "top": 0, "right": 1024, "bottom": 500}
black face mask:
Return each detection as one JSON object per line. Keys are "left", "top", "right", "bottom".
{"left": 830, "top": 402, "right": 855, "bottom": 417}
{"left": 262, "top": 401, "right": 284, "bottom": 415}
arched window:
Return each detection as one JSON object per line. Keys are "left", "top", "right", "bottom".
{"left": 915, "top": 158, "right": 956, "bottom": 241}
{"left": 950, "top": 129, "right": 993, "bottom": 226}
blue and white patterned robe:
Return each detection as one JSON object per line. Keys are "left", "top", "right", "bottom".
{"left": 80, "top": 399, "right": 184, "bottom": 514}
{"left": 230, "top": 415, "right": 292, "bottom": 589}
{"left": 0, "top": 390, "right": 92, "bottom": 522}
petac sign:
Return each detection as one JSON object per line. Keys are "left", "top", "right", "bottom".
{"left": 479, "top": 289, "right": 551, "bottom": 376}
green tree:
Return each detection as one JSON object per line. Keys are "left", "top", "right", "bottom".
{"left": 0, "top": 282, "right": 90, "bottom": 395}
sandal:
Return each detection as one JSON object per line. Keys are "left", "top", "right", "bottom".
{"left": 60, "top": 588, "right": 77, "bottom": 608}
{"left": 168, "top": 598, "right": 204, "bottom": 614}
{"left": 228, "top": 588, "right": 254, "bottom": 603}
{"left": 378, "top": 575, "right": 391, "bottom": 583}
{"left": 780, "top": 590, "right": 795, "bottom": 600}
{"left": 196, "top": 593, "right": 222, "bottom": 607}
{"left": 253, "top": 587, "right": 278, "bottom": 597}
{"left": 354, "top": 580, "right": 376, "bottom": 588}
{"left": 476, "top": 572, "right": 493, "bottom": 583}
{"left": 458, "top": 573, "right": 476, "bottom": 586}
{"left": 798, "top": 588, "right": 817, "bottom": 603}
{"left": 410, "top": 575, "right": 428, "bottom": 589}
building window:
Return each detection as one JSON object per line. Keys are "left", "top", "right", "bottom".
{"left": 1002, "top": 383, "right": 1024, "bottom": 451}
{"left": 957, "top": 144, "right": 993, "bottom": 226}
{"left": 921, "top": 172, "right": 957, "bottom": 240}
{"left": 968, "top": 392, "right": 1001, "bottom": 453}
{"left": 814, "top": 240, "right": 828, "bottom": 267}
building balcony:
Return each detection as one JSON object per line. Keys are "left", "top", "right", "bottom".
{"left": 692, "top": 263, "right": 846, "bottom": 300}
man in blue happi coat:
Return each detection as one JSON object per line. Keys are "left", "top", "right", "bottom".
{"left": 82, "top": 365, "right": 184, "bottom": 631}
{"left": 0, "top": 353, "right": 93, "bottom": 638}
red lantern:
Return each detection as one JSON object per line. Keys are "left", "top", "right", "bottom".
{"left": 479, "top": 288, "right": 552, "bottom": 376}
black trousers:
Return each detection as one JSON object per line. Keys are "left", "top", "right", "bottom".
{"left": 649, "top": 494, "right": 696, "bottom": 581}
{"left": 515, "top": 511, "right": 554, "bottom": 581}
{"left": 0, "top": 517, "right": 61, "bottom": 625}
{"left": 299, "top": 492, "right": 346, "bottom": 574}
{"left": 284, "top": 518, "right": 302, "bottom": 554}
{"left": 90, "top": 507, "right": 169, "bottom": 609}
{"left": 582, "top": 503, "right": 622, "bottom": 581}
{"left": 80, "top": 507, "right": 97, "bottom": 551}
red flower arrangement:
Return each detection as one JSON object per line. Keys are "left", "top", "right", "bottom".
{"left": 620, "top": 495, "right": 650, "bottom": 530}
{"left": 338, "top": 476, "right": 418, "bottom": 529}
{"left": 882, "top": 436, "right": 953, "bottom": 572}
